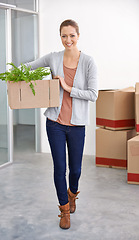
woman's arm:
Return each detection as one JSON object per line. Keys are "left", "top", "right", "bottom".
{"left": 23, "top": 52, "right": 52, "bottom": 70}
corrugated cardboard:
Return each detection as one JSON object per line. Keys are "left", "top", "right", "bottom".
{"left": 127, "top": 135, "right": 139, "bottom": 184}
{"left": 7, "top": 79, "right": 59, "bottom": 109}
{"left": 96, "top": 127, "right": 136, "bottom": 169}
{"left": 96, "top": 87, "right": 135, "bottom": 130}
{"left": 135, "top": 83, "right": 139, "bottom": 134}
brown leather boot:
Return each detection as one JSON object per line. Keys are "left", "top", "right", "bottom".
{"left": 67, "top": 188, "right": 80, "bottom": 213}
{"left": 58, "top": 202, "right": 70, "bottom": 229}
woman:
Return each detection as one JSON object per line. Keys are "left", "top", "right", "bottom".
{"left": 25, "top": 19, "right": 98, "bottom": 229}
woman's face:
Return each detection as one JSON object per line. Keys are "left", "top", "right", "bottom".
{"left": 60, "top": 25, "right": 79, "bottom": 50}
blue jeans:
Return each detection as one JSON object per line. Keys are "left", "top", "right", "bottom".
{"left": 46, "top": 118, "right": 85, "bottom": 206}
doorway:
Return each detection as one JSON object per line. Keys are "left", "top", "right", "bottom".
{"left": 11, "top": 10, "right": 37, "bottom": 154}
{"left": 0, "top": 1, "right": 39, "bottom": 167}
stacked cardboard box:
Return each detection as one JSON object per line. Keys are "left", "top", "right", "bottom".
{"left": 96, "top": 87, "right": 136, "bottom": 169}
{"left": 127, "top": 83, "right": 139, "bottom": 184}
{"left": 135, "top": 83, "right": 139, "bottom": 134}
{"left": 127, "top": 135, "right": 139, "bottom": 184}
{"left": 96, "top": 128, "right": 136, "bottom": 169}
{"left": 96, "top": 87, "right": 135, "bottom": 130}
{"left": 7, "top": 79, "right": 59, "bottom": 109}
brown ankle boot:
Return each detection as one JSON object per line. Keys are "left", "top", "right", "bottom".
{"left": 58, "top": 202, "right": 70, "bottom": 229}
{"left": 67, "top": 188, "right": 80, "bottom": 213}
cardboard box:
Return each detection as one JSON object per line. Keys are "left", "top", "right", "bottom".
{"left": 96, "top": 87, "right": 135, "bottom": 130}
{"left": 96, "top": 128, "right": 136, "bottom": 169}
{"left": 7, "top": 79, "right": 59, "bottom": 109}
{"left": 135, "top": 83, "right": 139, "bottom": 134}
{"left": 127, "top": 135, "right": 139, "bottom": 184}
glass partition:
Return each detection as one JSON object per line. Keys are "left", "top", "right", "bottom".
{"left": 0, "top": 2, "right": 39, "bottom": 167}
{"left": 0, "top": 0, "right": 36, "bottom": 11}
{"left": 11, "top": 10, "right": 38, "bottom": 65}
{"left": 11, "top": 10, "right": 38, "bottom": 151}
{"left": 0, "top": 9, "right": 8, "bottom": 165}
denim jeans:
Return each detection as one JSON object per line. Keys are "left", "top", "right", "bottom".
{"left": 46, "top": 118, "right": 85, "bottom": 206}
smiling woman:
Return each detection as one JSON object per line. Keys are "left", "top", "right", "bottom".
{"left": 59, "top": 20, "right": 80, "bottom": 69}
{"left": 61, "top": 28, "right": 79, "bottom": 49}
{"left": 23, "top": 19, "right": 98, "bottom": 230}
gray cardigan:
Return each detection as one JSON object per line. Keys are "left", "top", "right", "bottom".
{"left": 25, "top": 50, "right": 98, "bottom": 125}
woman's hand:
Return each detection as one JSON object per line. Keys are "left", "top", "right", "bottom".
{"left": 53, "top": 75, "right": 72, "bottom": 93}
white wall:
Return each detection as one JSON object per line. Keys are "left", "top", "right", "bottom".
{"left": 39, "top": 0, "right": 139, "bottom": 155}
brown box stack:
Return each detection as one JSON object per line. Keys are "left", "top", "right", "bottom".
{"left": 7, "top": 79, "right": 59, "bottom": 109}
{"left": 127, "top": 135, "right": 139, "bottom": 184}
{"left": 96, "top": 87, "right": 136, "bottom": 169}
{"left": 96, "top": 87, "right": 135, "bottom": 130}
{"left": 127, "top": 83, "right": 139, "bottom": 184}
{"left": 96, "top": 128, "right": 136, "bottom": 169}
{"left": 135, "top": 83, "right": 139, "bottom": 134}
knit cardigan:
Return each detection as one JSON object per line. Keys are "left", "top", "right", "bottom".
{"left": 25, "top": 50, "right": 98, "bottom": 125}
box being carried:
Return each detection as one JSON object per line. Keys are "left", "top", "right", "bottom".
{"left": 135, "top": 83, "right": 139, "bottom": 134}
{"left": 128, "top": 135, "right": 139, "bottom": 184}
{"left": 96, "top": 87, "right": 135, "bottom": 130}
{"left": 96, "top": 127, "right": 136, "bottom": 169}
{"left": 7, "top": 79, "right": 59, "bottom": 109}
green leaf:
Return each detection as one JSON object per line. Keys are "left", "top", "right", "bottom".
{"left": 0, "top": 62, "right": 51, "bottom": 95}
{"left": 29, "top": 82, "right": 35, "bottom": 95}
